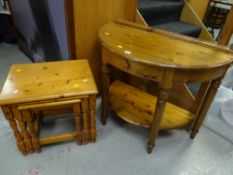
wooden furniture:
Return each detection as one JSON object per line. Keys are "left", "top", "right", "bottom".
{"left": 218, "top": 4, "right": 233, "bottom": 45}
{"left": 0, "top": 60, "right": 98, "bottom": 155}
{"left": 187, "top": 0, "right": 211, "bottom": 21}
{"left": 68, "top": 0, "right": 137, "bottom": 88}
{"left": 66, "top": 0, "right": 197, "bottom": 111}
{"left": 99, "top": 21, "right": 233, "bottom": 154}
{"left": 180, "top": 0, "right": 214, "bottom": 42}
{"left": 136, "top": 1, "right": 211, "bottom": 111}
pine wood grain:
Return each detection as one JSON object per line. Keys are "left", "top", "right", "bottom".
{"left": 1, "top": 106, "right": 27, "bottom": 155}
{"left": 99, "top": 22, "right": 233, "bottom": 69}
{"left": 72, "top": 0, "right": 137, "bottom": 88}
{"left": 0, "top": 60, "right": 98, "bottom": 105}
{"left": 73, "top": 103, "right": 83, "bottom": 145}
{"left": 81, "top": 98, "right": 89, "bottom": 144}
{"left": 89, "top": 96, "right": 97, "bottom": 142}
{"left": 187, "top": 0, "right": 210, "bottom": 21}
{"left": 22, "top": 110, "right": 41, "bottom": 152}
{"left": 100, "top": 21, "right": 233, "bottom": 153}
{"left": 18, "top": 99, "right": 81, "bottom": 110}
{"left": 109, "top": 81, "right": 195, "bottom": 130}
{"left": 39, "top": 133, "right": 77, "bottom": 145}
{"left": 12, "top": 106, "right": 34, "bottom": 153}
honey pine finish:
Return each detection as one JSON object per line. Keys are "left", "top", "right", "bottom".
{"left": 99, "top": 21, "right": 233, "bottom": 154}
{"left": 0, "top": 60, "right": 98, "bottom": 155}
{"left": 71, "top": 0, "right": 137, "bottom": 88}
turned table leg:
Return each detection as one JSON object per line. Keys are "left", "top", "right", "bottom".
{"left": 1, "top": 106, "right": 27, "bottom": 155}
{"left": 89, "top": 95, "right": 97, "bottom": 143}
{"left": 81, "top": 98, "right": 89, "bottom": 144}
{"left": 147, "top": 70, "right": 174, "bottom": 154}
{"left": 147, "top": 88, "right": 171, "bottom": 154}
{"left": 101, "top": 64, "right": 110, "bottom": 125}
{"left": 186, "top": 82, "right": 210, "bottom": 132}
{"left": 22, "top": 110, "right": 41, "bottom": 152}
{"left": 33, "top": 111, "right": 42, "bottom": 136}
{"left": 12, "top": 106, "right": 34, "bottom": 153}
{"left": 190, "top": 82, "right": 210, "bottom": 113}
{"left": 190, "top": 78, "right": 222, "bottom": 139}
{"left": 73, "top": 103, "right": 83, "bottom": 145}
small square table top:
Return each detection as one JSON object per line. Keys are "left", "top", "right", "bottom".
{"left": 0, "top": 60, "right": 98, "bottom": 105}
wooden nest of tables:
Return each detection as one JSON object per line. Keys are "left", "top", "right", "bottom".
{"left": 0, "top": 60, "right": 98, "bottom": 155}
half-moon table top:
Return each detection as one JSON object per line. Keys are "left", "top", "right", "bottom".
{"left": 99, "top": 21, "right": 233, "bottom": 69}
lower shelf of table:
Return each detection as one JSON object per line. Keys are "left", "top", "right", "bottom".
{"left": 109, "top": 81, "right": 195, "bottom": 130}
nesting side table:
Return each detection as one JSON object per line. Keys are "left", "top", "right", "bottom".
{"left": 0, "top": 60, "right": 98, "bottom": 155}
